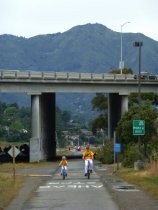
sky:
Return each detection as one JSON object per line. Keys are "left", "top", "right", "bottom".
{"left": 0, "top": 0, "right": 158, "bottom": 41}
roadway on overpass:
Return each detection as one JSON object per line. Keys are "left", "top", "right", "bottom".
{"left": 1, "top": 70, "right": 158, "bottom": 94}
{"left": 22, "top": 159, "right": 119, "bottom": 210}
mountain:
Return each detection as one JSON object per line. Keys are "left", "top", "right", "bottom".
{"left": 0, "top": 23, "right": 158, "bottom": 121}
{"left": 1, "top": 23, "right": 158, "bottom": 73}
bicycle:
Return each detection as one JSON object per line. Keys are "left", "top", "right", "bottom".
{"left": 87, "top": 160, "right": 91, "bottom": 179}
{"left": 61, "top": 166, "right": 67, "bottom": 180}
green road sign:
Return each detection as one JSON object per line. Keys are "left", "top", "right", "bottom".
{"left": 133, "top": 120, "right": 145, "bottom": 135}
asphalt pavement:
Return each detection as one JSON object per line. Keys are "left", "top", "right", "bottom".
{"left": 20, "top": 160, "right": 118, "bottom": 210}
{"left": 5, "top": 159, "right": 158, "bottom": 210}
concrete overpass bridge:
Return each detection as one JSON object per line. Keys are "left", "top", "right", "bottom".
{"left": 0, "top": 70, "right": 158, "bottom": 162}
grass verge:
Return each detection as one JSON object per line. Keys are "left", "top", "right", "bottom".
{"left": 117, "top": 165, "right": 158, "bottom": 199}
{"left": 0, "top": 161, "right": 55, "bottom": 210}
{"left": 0, "top": 174, "right": 25, "bottom": 210}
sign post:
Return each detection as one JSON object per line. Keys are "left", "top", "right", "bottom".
{"left": 133, "top": 120, "right": 145, "bottom": 170}
{"left": 114, "top": 143, "right": 121, "bottom": 170}
{"left": 113, "top": 132, "right": 116, "bottom": 172}
{"left": 8, "top": 146, "right": 20, "bottom": 183}
{"left": 113, "top": 132, "right": 121, "bottom": 172}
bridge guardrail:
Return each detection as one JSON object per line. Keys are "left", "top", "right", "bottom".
{"left": 16, "top": 71, "right": 30, "bottom": 79}
{"left": 0, "top": 70, "right": 19, "bottom": 79}
{"left": 126, "top": 74, "right": 135, "bottom": 80}
{"left": 92, "top": 73, "right": 104, "bottom": 80}
{"left": 103, "top": 74, "right": 114, "bottom": 80}
{"left": 80, "top": 73, "right": 92, "bottom": 80}
{"left": 55, "top": 72, "right": 68, "bottom": 80}
{"left": 28, "top": 71, "right": 43, "bottom": 79}
{"left": 43, "top": 72, "right": 56, "bottom": 80}
{"left": 114, "top": 74, "right": 127, "bottom": 80}
{"left": 0, "top": 70, "right": 157, "bottom": 82}
{"left": 68, "top": 72, "right": 80, "bottom": 80}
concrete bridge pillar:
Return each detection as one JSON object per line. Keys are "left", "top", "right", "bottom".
{"left": 121, "top": 95, "right": 128, "bottom": 115}
{"left": 30, "top": 93, "right": 56, "bottom": 162}
{"left": 108, "top": 93, "right": 129, "bottom": 139}
{"left": 30, "top": 95, "right": 42, "bottom": 162}
{"left": 108, "top": 93, "right": 121, "bottom": 139}
{"left": 41, "top": 93, "right": 56, "bottom": 160}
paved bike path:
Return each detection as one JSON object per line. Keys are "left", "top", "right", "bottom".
{"left": 22, "top": 160, "right": 119, "bottom": 210}
{"left": 5, "top": 160, "right": 158, "bottom": 210}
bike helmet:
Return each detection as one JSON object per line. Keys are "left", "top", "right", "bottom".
{"left": 62, "top": 156, "right": 66, "bottom": 160}
{"left": 86, "top": 145, "right": 90, "bottom": 149}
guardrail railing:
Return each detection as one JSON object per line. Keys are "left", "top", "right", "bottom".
{"left": 0, "top": 70, "right": 157, "bottom": 82}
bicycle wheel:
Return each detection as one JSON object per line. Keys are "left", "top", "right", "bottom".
{"left": 62, "top": 167, "right": 66, "bottom": 180}
{"left": 87, "top": 169, "right": 90, "bottom": 179}
{"left": 87, "top": 161, "right": 90, "bottom": 179}
{"left": 62, "top": 173, "right": 66, "bottom": 180}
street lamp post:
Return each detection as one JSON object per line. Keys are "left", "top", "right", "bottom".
{"left": 133, "top": 42, "right": 143, "bottom": 107}
{"left": 133, "top": 41, "right": 144, "bottom": 170}
{"left": 120, "top": 21, "right": 130, "bottom": 74}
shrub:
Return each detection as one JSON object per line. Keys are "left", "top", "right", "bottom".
{"left": 121, "top": 143, "right": 138, "bottom": 167}
{"left": 95, "top": 140, "right": 113, "bottom": 164}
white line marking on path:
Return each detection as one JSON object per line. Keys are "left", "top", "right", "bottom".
{"left": 37, "top": 183, "right": 103, "bottom": 192}
{"left": 39, "top": 186, "right": 51, "bottom": 189}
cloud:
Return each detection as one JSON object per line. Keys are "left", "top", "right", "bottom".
{"left": 0, "top": 0, "right": 157, "bottom": 40}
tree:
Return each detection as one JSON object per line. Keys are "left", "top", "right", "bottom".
{"left": 91, "top": 93, "right": 107, "bottom": 111}
{"left": 0, "top": 102, "right": 31, "bottom": 141}
{"left": 109, "top": 68, "right": 133, "bottom": 74}
{"left": 0, "top": 102, "right": 7, "bottom": 124}
{"left": 17, "top": 107, "right": 31, "bottom": 130}
{"left": 116, "top": 100, "right": 158, "bottom": 158}
{"left": 129, "top": 92, "right": 158, "bottom": 107}
{"left": 91, "top": 114, "right": 107, "bottom": 134}
{"left": 10, "top": 120, "right": 23, "bottom": 131}
{"left": 56, "top": 107, "right": 72, "bottom": 147}
{"left": 3, "top": 106, "right": 18, "bottom": 126}
{"left": 62, "top": 111, "right": 71, "bottom": 127}
{"left": 91, "top": 93, "right": 108, "bottom": 134}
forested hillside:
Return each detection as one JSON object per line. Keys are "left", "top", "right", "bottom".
{"left": 1, "top": 23, "right": 158, "bottom": 73}
{"left": 0, "top": 23, "right": 158, "bottom": 121}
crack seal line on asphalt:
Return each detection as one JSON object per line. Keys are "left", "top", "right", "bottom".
{"left": 112, "top": 185, "right": 140, "bottom": 192}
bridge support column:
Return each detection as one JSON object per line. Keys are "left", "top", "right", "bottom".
{"left": 121, "top": 95, "right": 128, "bottom": 115}
{"left": 41, "top": 93, "right": 56, "bottom": 160}
{"left": 30, "top": 95, "right": 42, "bottom": 162}
{"left": 30, "top": 93, "right": 56, "bottom": 162}
{"left": 108, "top": 93, "right": 128, "bottom": 139}
{"left": 108, "top": 93, "right": 122, "bottom": 139}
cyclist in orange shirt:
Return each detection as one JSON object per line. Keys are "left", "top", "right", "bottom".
{"left": 59, "top": 156, "right": 68, "bottom": 175}
{"left": 82, "top": 145, "right": 94, "bottom": 176}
